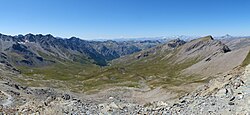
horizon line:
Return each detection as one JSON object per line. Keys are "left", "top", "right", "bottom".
{"left": 0, "top": 32, "right": 249, "bottom": 40}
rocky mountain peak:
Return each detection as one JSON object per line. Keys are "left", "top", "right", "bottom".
{"left": 69, "top": 36, "right": 79, "bottom": 40}
{"left": 68, "top": 37, "right": 83, "bottom": 42}
{"left": 200, "top": 35, "right": 214, "bottom": 41}
{"left": 44, "top": 34, "right": 54, "bottom": 38}
{"left": 167, "top": 38, "right": 186, "bottom": 48}
{"left": 173, "top": 36, "right": 232, "bottom": 63}
{"left": 221, "top": 34, "right": 233, "bottom": 39}
{"left": 184, "top": 36, "right": 214, "bottom": 52}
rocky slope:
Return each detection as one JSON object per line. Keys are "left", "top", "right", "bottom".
{"left": 96, "top": 36, "right": 248, "bottom": 93}
{"left": 167, "top": 65, "right": 250, "bottom": 114}
{"left": 28, "top": 35, "right": 247, "bottom": 95}
{"left": 222, "top": 37, "right": 250, "bottom": 50}
{"left": 0, "top": 35, "right": 250, "bottom": 114}
{"left": 0, "top": 33, "right": 161, "bottom": 67}
{"left": 0, "top": 60, "right": 249, "bottom": 114}
{"left": 183, "top": 37, "right": 250, "bottom": 76}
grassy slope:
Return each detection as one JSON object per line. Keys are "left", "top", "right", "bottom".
{"left": 13, "top": 37, "right": 250, "bottom": 96}
{"left": 83, "top": 47, "right": 211, "bottom": 94}
{"left": 242, "top": 50, "right": 250, "bottom": 67}
{"left": 14, "top": 51, "right": 101, "bottom": 92}
{"left": 10, "top": 36, "right": 250, "bottom": 96}
{"left": 14, "top": 43, "right": 210, "bottom": 94}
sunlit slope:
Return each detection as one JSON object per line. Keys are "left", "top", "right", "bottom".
{"left": 85, "top": 36, "right": 248, "bottom": 93}
{"left": 14, "top": 36, "right": 250, "bottom": 94}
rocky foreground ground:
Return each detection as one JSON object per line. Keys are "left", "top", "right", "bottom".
{"left": 0, "top": 64, "right": 250, "bottom": 114}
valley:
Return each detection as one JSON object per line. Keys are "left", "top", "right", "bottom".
{"left": 0, "top": 33, "right": 250, "bottom": 114}
{"left": 1, "top": 0, "right": 249, "bottom": 114}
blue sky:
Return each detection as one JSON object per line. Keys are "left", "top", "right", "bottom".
{"left": 0, "top": 0, "right": 249, "bottom": 39}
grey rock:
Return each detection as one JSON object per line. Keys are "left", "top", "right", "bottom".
{"left": 228, "top": 102, "right": 235, "bottom": 105}
{"left": 62, "top": 94, "right": 71, "bottom": 100}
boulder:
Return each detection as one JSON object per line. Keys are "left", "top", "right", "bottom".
{"left": 62, "top": 94, "right": 71, "bottom": 100}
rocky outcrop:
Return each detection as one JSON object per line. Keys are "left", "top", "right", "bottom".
{"left": 167, "top": 38, "right": 186, "bottom": 48}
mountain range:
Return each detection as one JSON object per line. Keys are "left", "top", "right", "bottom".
{"left": 0, "top": 33, "right": 250, "bottom": 114}
{"left": 0, "top": 33, "right": 162, "bottom": 67}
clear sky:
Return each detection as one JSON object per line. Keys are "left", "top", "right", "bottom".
{"left": 0, "top": 0, "right": 249, "bottom": 39}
